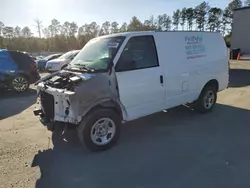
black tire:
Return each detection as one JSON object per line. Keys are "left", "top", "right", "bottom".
{"left": 193, "top": 85, "right": 217, "bottom": 113}
{"left": 10, "top": 75, "right": 30, "bottom": 92}
{"left": 77, "top": 108, "right": 121, "bottom": 152}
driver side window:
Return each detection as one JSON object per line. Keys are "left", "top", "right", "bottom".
{"left": 115, "top": 35, "right": 159, "bottom": 72}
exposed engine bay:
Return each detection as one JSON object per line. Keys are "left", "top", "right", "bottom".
{"left": 41, "top": 71, "right": 84, "bottom": 91}
{"left": 34, "top": 69, "right": 125, "bottom": 126}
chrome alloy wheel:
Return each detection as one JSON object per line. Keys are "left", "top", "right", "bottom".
{"left": 12, "top": 77, "right": 29, "bottom": 92}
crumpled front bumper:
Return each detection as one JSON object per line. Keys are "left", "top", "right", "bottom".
{"left": 34, "top": 83, "right": 82, "bottom": 126}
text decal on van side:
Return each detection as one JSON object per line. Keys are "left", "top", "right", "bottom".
{"left": 185, "top": 35, "right": 206, "bottom": 59}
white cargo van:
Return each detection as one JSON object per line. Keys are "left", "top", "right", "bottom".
{"left": 34, "top": 31, "right": 229, "bottom": 151}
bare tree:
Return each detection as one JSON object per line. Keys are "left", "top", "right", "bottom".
{"left": 35, "top": 19, "right": 43, "bottom": 38}
{"left": 0, "top": 21, "right": 4, "bottom": 36}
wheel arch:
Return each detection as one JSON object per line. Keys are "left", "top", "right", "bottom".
{"left": 203, "top": 79, "right": 219, "bottom": 92}
{"left": 18, "top": 72, "right": 30, "bottom": 83}
{"left": 6, "top": 72, "right": 29, "bottom": 85}
{"left": 82, "top": 99, "right": 127, "bottom": 121}
{"left": 195, "top": 79, "right": 219, "bottom": 102}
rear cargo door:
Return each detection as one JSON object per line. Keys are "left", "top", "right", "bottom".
{"left": 115, "top": 35, "right": 166, "bottom": 120}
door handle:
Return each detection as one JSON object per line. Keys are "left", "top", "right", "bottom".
{"left": 160, "top": 75, "right": 163, "bottom": 84}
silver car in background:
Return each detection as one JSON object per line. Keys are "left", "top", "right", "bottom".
{"left": 45, "top": 50, "right": 80, "bottom": 71}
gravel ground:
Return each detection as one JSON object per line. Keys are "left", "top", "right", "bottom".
{"left": 0, "top": 61, "right": 250, "bottom": 188}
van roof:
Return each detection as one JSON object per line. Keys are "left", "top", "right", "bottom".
{"left": 233, "top": 6, "right": 250, "bottom": 11}
{"left": 97, "top": 30, "right": 221, "bottom": 39}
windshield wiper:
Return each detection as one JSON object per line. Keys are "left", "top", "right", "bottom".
{"left": 70, "top": 64, "right": 95, "bottom": 72}
{"left": 79, "top": 67, "right": 94, "bottom": 72}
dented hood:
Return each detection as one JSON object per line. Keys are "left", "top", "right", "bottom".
{"left": 35, "top": 70, "right": 92, "bottom": 85}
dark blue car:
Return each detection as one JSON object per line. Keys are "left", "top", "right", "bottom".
{"left": 36, "top": 53, "right": 62, "bottom": 70}
{"left": 0, "top": 49, "right": 40, "bottom": 92}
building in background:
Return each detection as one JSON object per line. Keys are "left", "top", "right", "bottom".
{"left": 231, "top": 7, "right": 250, "bottom": 55}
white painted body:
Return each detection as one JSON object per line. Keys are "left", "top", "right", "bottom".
{"left": 37, "top": 31, "right": 228, "bottom": 125}
{"left": 112, "top": 31, "right": 228, "bottom": 121}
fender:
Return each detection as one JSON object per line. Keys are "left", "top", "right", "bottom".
{"left": 80, "top": 97, "right": 128, "bottom": 121}
{"left": 197, "top": 78, "right": 219, "bottom": 98}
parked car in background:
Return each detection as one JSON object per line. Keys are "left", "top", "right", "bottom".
{"left": 36, "top": 56, "right": 45, "bottom": 60}
{"left": 0, "top": 50, "right": 40, "bottom": 92}
{"left": 30, "top": 56, "right": 37, "bottom": 61}
{"left": 36, "top": 53, "right": 62, "bottom": 71}
{"left": 19, "top": 51, "right": 37, "bottom": 61}
{"left": 45, "top": 50, "right": 80, "bottom": 71}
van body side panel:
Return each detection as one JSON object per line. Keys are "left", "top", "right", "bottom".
{"left": 154, "top": 32, "right": 194, "bottom": 108}
{"left": 154, "top": 32, "right": 228, "bottom": 109}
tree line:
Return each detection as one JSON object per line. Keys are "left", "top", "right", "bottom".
{"left": 0, "top": 0, "right": 247, "bottom": 52}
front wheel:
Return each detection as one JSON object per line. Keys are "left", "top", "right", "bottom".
{"left": 193, "top": 85, "right": 217, "bottom": 113}
{"left": 10, "top": 75, "right": 30, "bottom": 92}
{"left": 77, "top": 109, "right": 121, "bottom": 152}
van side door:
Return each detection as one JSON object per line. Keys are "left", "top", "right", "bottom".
{"left": 115, "top": 35, "right": 166, "bottom": 120}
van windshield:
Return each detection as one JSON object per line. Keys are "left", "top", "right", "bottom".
{"left": 69, "top": 36, "right": 125, "bottom": 71}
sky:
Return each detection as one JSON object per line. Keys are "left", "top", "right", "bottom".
{"left": 1, "top": 0, "right": 230, "bottom": 34}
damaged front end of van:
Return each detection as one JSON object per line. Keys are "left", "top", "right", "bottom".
{"left": 33, "top": 68, "right": 124, "bottom": 130}
{"left": 33, "top": 36, "right": 127, "bottom": 151}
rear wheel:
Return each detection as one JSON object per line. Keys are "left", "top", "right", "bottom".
{"left": 10, "top": 75, "right": 29, "bottom": 92}
{"left": 193, "top": 85, "right": 217, "bottom": 113}
{"left": 77, "top": 108, "right": 121, "bottom": 152}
